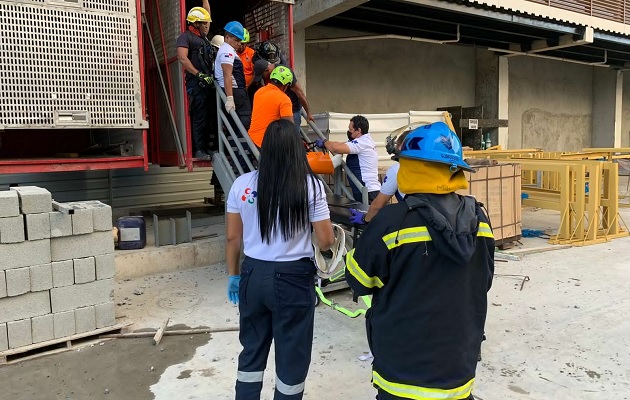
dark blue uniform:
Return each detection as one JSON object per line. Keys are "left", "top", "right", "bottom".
{"left": 346, "top": 193, "right": 495, "bottom": 400}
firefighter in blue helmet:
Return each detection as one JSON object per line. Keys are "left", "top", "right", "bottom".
{"left": 345, "top": 121, "right": 495, "bottom": 400}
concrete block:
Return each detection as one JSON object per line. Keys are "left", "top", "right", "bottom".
{"left": 53, "top": 311, "right": 75, "bottom": 339}
{"left": 0, "top": 323, "right": 7, "bottom": 351}
{"left": 0, "top": 291, "right": 51, "bottom": 324}
{"left": 71, "top": 207, "right": 94, "bottom": 235}
{"left": 51, "top": 231, "right": 113, "bottom": 262}
{"left": 0, "top": 271, "right": 6, "bottom": 298}
{"left": 0, "top": 191, "right": 20, "bottom": 218}
{"left": 2, "top": 239, "right": 51, "bottom": 271}
{"left": 50, "top": 278, "right": 114, "bottom": 313}
{"left": 49, "top": 211, "right": 72, "bottom": 238}
{"left": 30, "top": 263, "right": 53, "bottom": 292}
{"left": 75, "top": 306, "right": 96, "bottom": 333}
{"left": 0, "top": 215, "right": 25, "bottom": 243}
{"left": 11, "top": 186, "right": 52, "bottom": 214}
{"left": 52, "top": 260, "right": 74, "bottom": 288}
{"left": 31, "top": 314, "right": 54, "bottom": 343}
{"left": 84, "top": 202, "right": 113, "bottom": 231}
{"left": 74, "top": 257, "right": 96, "bottom": 284}
{"left": 25, "top": 212, "right": 51, "bottom": 240}
{"left": 95, "top": 253, "right": 115, "bottom": 280}
{"left": 6, "top": 267, "right": 30, "bottom": 297}
{"left": 94, "top": 302, "right": 115, "bottom": 329}
{"left": 8, "top": 318, "right": 32, "bottom": 349}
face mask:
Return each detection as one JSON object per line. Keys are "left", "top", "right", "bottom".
{"left": 347, "top": 130, "right": 353, "bottom": 141}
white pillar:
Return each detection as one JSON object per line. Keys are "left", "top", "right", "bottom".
{"left": 498, "top": 56, "right": 509, "bottom": 149}
{"left": 615, "top": 70, "right": 623, "bottom": 148}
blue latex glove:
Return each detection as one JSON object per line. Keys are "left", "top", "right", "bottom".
{"left": 349, "top": 208, "right": 366, "bottom": 225}
{"left": 227, "top": 275, "right": 240, "bottom": 304}
{"left": 314, "top": 139, "right": 327, "bottom": 149}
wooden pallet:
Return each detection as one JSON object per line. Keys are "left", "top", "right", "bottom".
{"left": 0, "top": 321, "right": 130, "bottom": 365}
{"left": 495, "top": 234, "right": 522, "bottom": 250}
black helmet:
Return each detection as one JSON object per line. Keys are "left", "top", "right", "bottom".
{"left": 259, "top": 41, "right": 281, "bottom": 64}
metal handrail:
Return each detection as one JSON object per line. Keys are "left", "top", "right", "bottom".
{"left": 214, "top": 81, "right": 260, "bottom": 162}
{"left": 301, "top": 110, "right": 369, "bottom": 204}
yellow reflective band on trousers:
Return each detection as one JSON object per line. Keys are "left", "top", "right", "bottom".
{"left": 382, "top": 227, "right": 432, "bottom": 250}
{"left": 346, "top": 248, "right": 384, "bottom": 289}
{"left": 477, "top": 222, "right": 494, "bottom": 238}
{"left": 373, "top": 371, "right": 474, "bottom": 400}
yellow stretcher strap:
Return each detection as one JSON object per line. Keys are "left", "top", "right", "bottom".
{"left": 315, "top": 286, "right": 371, "bottom": 318}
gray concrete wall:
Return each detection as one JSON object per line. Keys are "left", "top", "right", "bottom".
{"left": 304, "top": 26, "right": 476, "bottom": 114}
{"left": 622, "top": 74, "right": 630, "bottom": 148}
{"left": 508, "top": 57, "right": 593, "bottom": 151}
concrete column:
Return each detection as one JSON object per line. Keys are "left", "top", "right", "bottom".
{"left": 592, "top": 69, "right": 622, "bottom": 148}
{"left": 293, "top": 28, "right": 307, "bottom": 94}
{"left": 498, "top": 56, "right": 509, "bottom": 149}
{"left": 474, "top": 49, "right": 509, "bottom": 148}
{"left": 615, "top": 70, "right": 623, "bottom": 148}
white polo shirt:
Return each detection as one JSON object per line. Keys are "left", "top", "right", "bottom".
{"left": 214, "top": 42, "right": 245, "bottom": 89}
{"left": 381, "top": 162, "right": 405, "bottom": 199}
{"left": 226, "top": 171, "right": 330, "bottom": 262}
{"left": 346, "top": 134, "right": 381, "bottom": 192}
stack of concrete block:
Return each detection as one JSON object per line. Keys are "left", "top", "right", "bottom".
{"left": 0, "top": 187, "right": 116, "bottom": 351}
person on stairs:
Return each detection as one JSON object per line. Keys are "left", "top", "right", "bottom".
{"left": 175, "top": 0, "right": 214, "bottom": 160}
{"left": 248, "top": 66, "right": 294, "bottom": 148}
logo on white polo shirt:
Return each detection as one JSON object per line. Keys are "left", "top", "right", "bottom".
{"left": 241, "top": 187, "right": 257, "bottom": 204}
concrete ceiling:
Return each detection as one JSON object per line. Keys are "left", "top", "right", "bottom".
{"left": 314, "top": 0, "right": 630, "bottom": 68}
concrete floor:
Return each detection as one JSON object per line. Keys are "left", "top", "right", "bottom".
{"left": 108, "top": 207, "right": 630, "bottom": 400}
{"left": 2, "top": 205, "right": 630, "bottom": 399}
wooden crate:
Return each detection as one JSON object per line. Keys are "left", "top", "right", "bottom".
{"left": 458, "top": 163, "right": 522, "bottom": 244}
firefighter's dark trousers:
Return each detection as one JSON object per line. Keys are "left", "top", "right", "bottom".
{"left": 377, "top": 390, "right": 476, "bottom": 400}
{"left": 235, "top": 256, "right": 316, "bottom": 400}
{"left": 188, "top": 85, "right": 216, "bottom": 154}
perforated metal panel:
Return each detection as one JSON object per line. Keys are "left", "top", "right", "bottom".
{"left": 0, "top": 0, "right": 144, "bottom": 129}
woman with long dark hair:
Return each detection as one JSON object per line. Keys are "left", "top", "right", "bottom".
{"left": 225, "top": 119, "right": 334, "bottom": 400}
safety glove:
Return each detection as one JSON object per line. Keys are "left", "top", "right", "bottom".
{"left": 197, "top": 72, "right": 213, "bottom": 87}
{"left": 227, "top": 275, "right": 240, "bottom": 304}
{"left": 314, "top": 139, "right": 327, "bottom": 149}
{"left": 225, "top": 96, "right": 236, "bottom": 113}
{"left": 349, "top": 208, "right": 367, "bottom": 225}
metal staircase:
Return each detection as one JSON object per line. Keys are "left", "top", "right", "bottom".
{"left": 211, "top": 82, "right": 368, "bottom": 204}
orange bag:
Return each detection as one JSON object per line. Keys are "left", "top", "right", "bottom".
{"left": 307, "top": 152, "right": 334, "bottom": 174}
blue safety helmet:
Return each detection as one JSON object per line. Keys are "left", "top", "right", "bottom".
{"left": 399, "top": 122, "right": 474, "bottom": 172}
{"left": 224, "top": 21, "right": 245, "bottom": 41}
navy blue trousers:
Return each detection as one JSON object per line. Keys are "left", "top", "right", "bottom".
{"left": 235, "top": 257, "right": 316, "bottom": 400}
{"left": 377, "top": 391, "right": 475, "bottom": 400}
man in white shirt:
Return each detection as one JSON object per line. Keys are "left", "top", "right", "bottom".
{"left": 316, "top": 115, "right": 381, "bottom": 203}
{"left": 214, "top": 21, "right": 251, "bottom": 130}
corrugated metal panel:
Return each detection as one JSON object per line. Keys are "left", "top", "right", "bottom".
{"left": 0, "top": 166, "right": 213, "bottom": 209}
{"left": 461, "top": 0, "right": 630, "bottom": 35}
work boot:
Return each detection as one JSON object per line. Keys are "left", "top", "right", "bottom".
{"left": 195, "top": 150, "right": 212, "bottom": 160}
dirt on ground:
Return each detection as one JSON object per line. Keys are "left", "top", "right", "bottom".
{"left": 0, "top": 328, "right": 212, "bottom": 400}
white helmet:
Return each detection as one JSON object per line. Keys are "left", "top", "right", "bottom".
{"left": 211, "top": 35, "right": 224, "bottom": 48}
{"left": 313, "top": 224, "right": 348, "bottom": 279}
